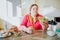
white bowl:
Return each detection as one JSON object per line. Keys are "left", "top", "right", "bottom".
{"left": 47, "top": 31, "right": 56, "bottom": 36}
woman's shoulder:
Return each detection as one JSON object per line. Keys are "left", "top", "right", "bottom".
{"left": 23, "top": 14, "right": 28, "bottom": 17}
{"left": 23, "top": 14, "right": 30, "bottom": 18}
{"left": 38, "top": 14, "right": 46, "bottom": 19}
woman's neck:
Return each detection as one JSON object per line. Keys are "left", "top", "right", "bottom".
{"left": 28, "top": 13, "right": 39, "bottom": 23}
{"left": 31, "top": 15, "right": 35, "bottom": 18}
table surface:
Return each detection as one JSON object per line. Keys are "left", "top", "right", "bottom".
{"left": 0, "top": 31, "right": 59, "bottom": 40}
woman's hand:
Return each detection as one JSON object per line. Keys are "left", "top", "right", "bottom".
{"left": 42, "top": 19, "right": 49, "bottom": 30}
{"left": 28, "top": 26, "right": 36, "bottom": 34}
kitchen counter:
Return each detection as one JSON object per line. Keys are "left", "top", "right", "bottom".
{"left": 0, "top": 31, "right": 59, "bottom": 40}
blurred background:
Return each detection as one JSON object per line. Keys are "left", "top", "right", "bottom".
{"left": 0, "top": 0, "right": 60, "bottom": 31}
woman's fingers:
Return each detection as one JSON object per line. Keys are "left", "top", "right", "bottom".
{"left": 28, "top": 26, "right": 36, "bottom": 34}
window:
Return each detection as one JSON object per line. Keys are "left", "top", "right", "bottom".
{"left": 7, "top": 0, "right": 22, "bottom": 17}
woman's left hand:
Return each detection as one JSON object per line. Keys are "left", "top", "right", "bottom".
{"left": 42, "top": 19, "right": 49, "bottom": 30}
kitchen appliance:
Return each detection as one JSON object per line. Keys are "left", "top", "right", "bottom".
{"left": 54, "top": 17, "right": 60, "bottom": 37}
{"left": 47, "top": 20, "right": 57, "bottom": 36}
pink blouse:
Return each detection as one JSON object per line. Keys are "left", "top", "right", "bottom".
{"left": 20, "top": 14, "right": 43, "bottom": 30}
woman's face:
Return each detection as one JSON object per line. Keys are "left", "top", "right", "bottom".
{"left": 31, "top": 6, "right": 38, "bottom": 16}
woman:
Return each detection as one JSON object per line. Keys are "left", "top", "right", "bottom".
{"left": 20, "top": 4, "right": 49, "bottom": 34}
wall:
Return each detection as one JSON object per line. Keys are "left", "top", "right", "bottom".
{"left": 0, "top": 0, "right": 7, "bottom": 30}
{"left": 0, "top": 0, "right": 21, "bottom": 28}
{"left": 0, "top": 0, "right": 60, "bottom": 28}
{"left": 21, "top": 0, "right": 60, "bottom": 20}
{"left": 21, "top": 0, "right": 35, "bottom": 16}
{"left": 37, "top": 0, "right": 60, "bottom": 20}
{"left": 0, "top": 0, "right": 7, "bottom": 19}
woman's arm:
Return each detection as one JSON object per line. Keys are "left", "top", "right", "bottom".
{"left": 20, "top": 15, "right": 33, "bottom": 34}
{"left": 21, "top": 15, "right": 28, "bottom": 26}
{"left": 20, "top": 15, "right": 28, "bottom": 30}
{"left": 43, "top": 19, "right": 49, "bottom": 30}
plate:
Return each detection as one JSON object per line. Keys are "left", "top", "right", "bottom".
{"left": 47, "top": 31, "right": 56, "bottom": 36}
{"left": 0, "top": 32, "right": 13, "bottom": 38}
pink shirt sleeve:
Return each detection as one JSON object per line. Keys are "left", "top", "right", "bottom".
{"left": 21, "top": 15, "right": 28, "bottom": 26}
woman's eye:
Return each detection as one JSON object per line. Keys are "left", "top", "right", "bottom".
{"left": 33, "top": 8, "right": 35, "bottom": 10}
{"left": 33, "top": 8, "right": 38, "bottom": 10}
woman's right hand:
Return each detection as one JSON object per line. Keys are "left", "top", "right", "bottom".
{"left": 28, "top": 26, "right": 36, "bottom": 34}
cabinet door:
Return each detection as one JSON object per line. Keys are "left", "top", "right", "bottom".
{"left": 0, "top": 19, "right": 4, "bottom": 30}
{"left": 7, "top": 0, "right": 22, "bottom": 17}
